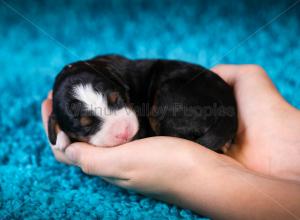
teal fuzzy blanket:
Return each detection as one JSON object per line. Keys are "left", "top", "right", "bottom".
{"left": 0, "top": 0, "right": 299, "bottom": 219}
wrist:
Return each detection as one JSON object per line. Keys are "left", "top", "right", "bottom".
{"left": 159, "top": 150, "right": 239, "bottom": 214}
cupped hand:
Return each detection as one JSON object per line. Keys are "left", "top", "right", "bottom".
{"left": 42, "top": 93, "right": 234, "bottom": 193}
{"left": 211, "top": 65, "right": 300, "bottom": 181}
{"left": 41, "top": 65, "right": 300, "bottom": 218}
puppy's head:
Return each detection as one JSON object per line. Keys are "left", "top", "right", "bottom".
{"left": 48, "top": 61, "right": 139, "bottom": 149}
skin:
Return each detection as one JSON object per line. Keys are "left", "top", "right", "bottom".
{"left": 41, "top": 65, "right": 300, "bottom": 220}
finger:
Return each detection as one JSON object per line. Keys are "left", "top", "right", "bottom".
{"left": 48, "top": 90, "right": 53, "bottom": 99}
{"left": 211, "top": 64, "right": 272, "bottom": 88}
{"left": 41, "top": 99, "right": 53, "bottom": 134}
{"left": 211, "top": 64, "right": 240, "bottom": 86}
{"left": 212, "top": 64, "right": 275, "bottom": 92}
{"left": 101, "top": 177, "right": 131, "bottom": 188}
{"left": 211, "top": 64, "right": 286, "bottom": 106}
{"left": 41, "top": 98, "right": 73, "bottom": 165}
{"left": 52, "top": 149, "right": 74, "bottom": 165}
{"left": 65, "top": 142, "right": 130, "bottom": 178}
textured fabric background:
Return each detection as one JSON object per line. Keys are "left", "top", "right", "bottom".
{"left": 0, "top": 0, "right": 299, "bottom": 219}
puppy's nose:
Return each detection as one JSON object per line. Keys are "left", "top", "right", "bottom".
{"left": 115, "top": 133, "right": 129, "bottom": 141}
{"left": 115, "top": 126, "right": 130, "bottom": 141}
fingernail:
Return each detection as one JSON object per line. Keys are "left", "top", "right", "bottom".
{"left": 65, "top": 146, "right": 79, "bottom": 164}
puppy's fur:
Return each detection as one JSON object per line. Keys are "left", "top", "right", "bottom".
{"left": 48, "top": 55, "right": 237, "bottom": 151}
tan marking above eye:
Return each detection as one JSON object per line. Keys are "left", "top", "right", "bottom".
{"left": 107, "top": 91, "right": 119, "bottom": 104}
{"left": 80, "top": 116, "right": 93, "bottom": 126}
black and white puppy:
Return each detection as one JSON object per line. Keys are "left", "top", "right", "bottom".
{"left": 48, "top": 55, "right": 237, "bottom": 152}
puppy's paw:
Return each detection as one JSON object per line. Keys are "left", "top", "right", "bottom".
{"left": 53, "top": 131, "right": 71, "bottom": 151}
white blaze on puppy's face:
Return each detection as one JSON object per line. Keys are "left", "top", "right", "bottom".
{"left": 73, "top": 84, "right": 139, "bottom": 147}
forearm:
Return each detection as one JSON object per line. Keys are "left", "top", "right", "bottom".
{"left": 152, "top": 157, "right": 300, "bottom": 220}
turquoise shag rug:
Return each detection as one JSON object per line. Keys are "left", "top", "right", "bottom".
{"left": 0, "top": 0, "right": 299, "bottom": 219}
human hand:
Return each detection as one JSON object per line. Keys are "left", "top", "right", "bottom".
{"left": 211, "top": 65, "right": 300, "bottom": 181}
{"left": 42, "top": 95, "right": 233, "bottom": 194}
{"left": 42, "top": 64, "right": 300, "bottom": 182}
{"left": 42, "top": 65, "right": 300, "bottom": 218}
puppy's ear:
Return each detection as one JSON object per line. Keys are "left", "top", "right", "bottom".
{"left": 48, "top": 113, "right": 71, "bottom": 151}
{"left": 48, "top": 112, "right": 58, "bottom": 145}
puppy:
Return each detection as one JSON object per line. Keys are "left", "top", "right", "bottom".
{"left": 48, "top": 55, "right": 237, "bottom": 152}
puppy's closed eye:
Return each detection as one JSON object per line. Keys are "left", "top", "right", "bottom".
{"left": 80, "top": 116, "right": 93, "bottom": 127}
{"left": 107, "top": 91, "right": 119, "bottom": 105}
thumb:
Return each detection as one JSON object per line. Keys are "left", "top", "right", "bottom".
{"left": 211, "top": 64, "right": 240, "bottom": 86}
{"left": 65, "top": 143, "right": 129, "bottom": 179}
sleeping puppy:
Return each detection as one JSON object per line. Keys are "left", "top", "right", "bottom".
{"left": 48, "top": 55, "right": 237, "bottom": 152}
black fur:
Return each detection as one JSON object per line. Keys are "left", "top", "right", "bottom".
{"left": 49, "top": 55, "right": 238, "bottom": 151}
